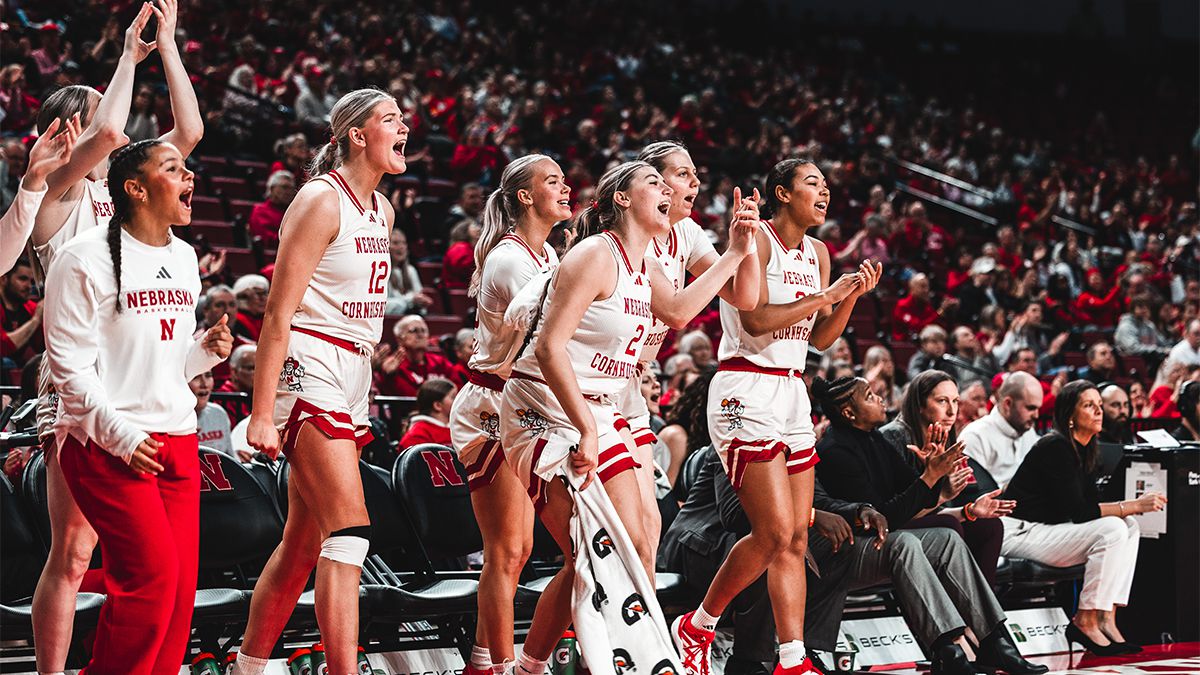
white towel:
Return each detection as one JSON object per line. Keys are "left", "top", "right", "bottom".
{"left": 502, "top": 267, "right": 554, "bottom": 334}
{"left": 533, "top": 432, "right": 685, "bottom": 675}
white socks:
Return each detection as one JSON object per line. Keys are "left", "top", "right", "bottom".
{"left": 690, "top": 605, "right": 719, "bottom": 633}
{"left": 778, "top": 640, "right": 806, "bottom": 669}
{"left": 516, "top": 650, "right": 548, "bottom": 675}
{"left": 470, "top": 645, "right": 492, "bottom": 670}
{"left": 231, "top": 652, "right": 270, "bottom": 675}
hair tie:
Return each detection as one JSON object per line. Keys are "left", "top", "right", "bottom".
{"left": 329, "top": 136, "right": 338, "bottom": 147}
{"left": 590, "top": 200, "right": 598, "bottom": 210}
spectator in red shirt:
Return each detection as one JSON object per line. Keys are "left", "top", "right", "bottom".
{"left": 447, "top": 327, "right": 474, "bottom": 387}
{"left": 441, "top": 219, "right": 480, "bottom": 290}
{"left": 216, "top": 344, "right": 256, "bottom": 422}
{"left": 269, "top": 133, "right": 312, "bottom": 183}
{"left": 232, "top": 274, "right": 269, "bottom": 341}
{"left": 377, "top": 315, "right": 456, "bottom": 396}
{"left": 890, "top": 202, "right": 953, "bottom": 265}
{"left": 0, "top": 259, "right": 42, "bottom": 368}
{"left": 0, "top": 65, "right": 40, "bottom": 135}
{"left": 247, "top": 170, "right": 297, "bottom": 244}
{"left": 892, "top": 273, "right": 954, "bottom": 341}
{"left": 1075, "top": 268, "right": 1124, "bottom": 327}
{"left": 398, "top": 377, "right": 457, "bottom": 450}
{"left": 992, "top": 225, "right": 1024, "bottom": 272}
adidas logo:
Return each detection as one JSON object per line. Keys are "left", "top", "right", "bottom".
{"left": 155, "top": 267, "right": 172, "bottom": 279}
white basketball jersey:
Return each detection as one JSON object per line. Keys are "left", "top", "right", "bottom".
{"left": 513, "top": 231, "right": 653, "bottom": 397}
{"left": 717, "top": 221, "right": 822, "bottom": 369}
{"left": 641, "top": 216, "right": 716, "bottom": 363}
{"left": 33, "top": 178, "right": 113, "bottom": 273}
{"left": 469, "top": 232, "right": 559, "bottom": 378}
{"left": 289, "top": 170, "right": 389, "bottom": 346}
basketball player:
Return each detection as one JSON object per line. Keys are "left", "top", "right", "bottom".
{"left": 613, "top": 140, "right": 761, "bottom": 555}
{"left": 42, "top": 139, "right": 232, "bottom": 675}
{"left": 500, "top": 161, "right": 759, "bottom": 675}
{"left": 30, "top": 4, "right": 206, "bottom": 672}
{"left": 0, "top": 116, "right": 80, "bottom": 274}
{"left": 673, "top": 158, "right": 882, "bottom": 675}
{"left": 233, "top": 89, "right": 408, "bottom": 675}
{"left": 450, "top": 154, "right": 569, "bottom": 675}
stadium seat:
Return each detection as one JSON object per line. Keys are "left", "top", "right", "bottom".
{"left": 446, "top": 289, "right": 475, "bottom": 317}
{"left": 191, "top": 220, "right": 238, "bottom": 247}
{"left": 228, "top": 199, "right": 257, "bottom": 222}
{"left": 209, "top": 175, "right": 255, "bottom": 200}
{"left": 416, "top": 261, "right": 443, "bottom": 287}
{"left": 1, "top": 470, "right": 104, "bottom": 652}
{"left": 192, "top": 195, "right": 226, "bottom": 221}
{"left": 426, "top": 314, "right": 464, "bottom": 337}
{"left": 674, "top": 446, "right": 712, "bottom": 502}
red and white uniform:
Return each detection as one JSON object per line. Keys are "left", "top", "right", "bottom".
{"left": 706, "top": 221, "right": 822, "bottom": 489}
{"left": 449, "top": 232, "right": 557, "bottom": 490}
{"left": 614, "top": 217, "right": 715, "bottom": 445}
{"left": 33, "top": 178, "right": 115, "bottom": 442}
{"left": 273, "top": 169, "right": 389, "bottom": 453}
{"left": 501, "top": 232, "right": 650, "bottom": 509}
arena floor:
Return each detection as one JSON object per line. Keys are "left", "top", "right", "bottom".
{"left": 866, "top": 642, "right": 1200, "bottom": 674}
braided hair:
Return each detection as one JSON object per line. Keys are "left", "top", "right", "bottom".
{"left": 810, "top": 375, "right": 861, "bottom": 428}
{"left": 106, "top": 139, "right": 164, "bottom": 314}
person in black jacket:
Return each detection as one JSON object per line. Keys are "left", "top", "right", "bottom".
{"left": 878, "top": 370, "right": 1011, "bottom": 584}
{"left": 1002, "top": 380, "right": 1168, "bottom": 656}
{"left": 811, "top": 376, "right": 1045, "bottom": 675}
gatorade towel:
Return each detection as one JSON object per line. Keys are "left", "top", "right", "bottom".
{"left": 533, "top": 431, "right": 685, "bottom": 675}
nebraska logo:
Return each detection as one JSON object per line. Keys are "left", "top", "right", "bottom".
{"left": 281, "top": 357, "right": 306, "bottom": 392}
{"left": 198, "top": 453, "right": 233, "bottom": 492}
{"left": 479, "top": 410, "right": 500, "bottom": 440}
{"left": 514, "top": 408, "right": 548, "bottom": 435}
{"left": 592, "top": 528, "right": 615, "bottom": 558}
{"left": 612, "top": 649, "right": 634, "bottom": 675}
{"left": 422, "top": 449, "right": 465, "bottom": 488}
{"left": 620, "top": 592, "right": 648, "bottom": 625}
{"left": 720, "top": 397, "right": 745, "bottom": 431}
{"left": 160, "top": 318, "right": 176, "bottom": 341}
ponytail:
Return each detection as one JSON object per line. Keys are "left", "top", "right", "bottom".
{"left": 308, "top": 88, "right": 395, "bottom": 178}
{"left": 106, "top": 139, "right": 164, "bottom": 314}
{"left": 469, "top": 154, "right": 554, "bottom": 297}
{"left": 569, "top": 160, "right": 651, "bottom": 248}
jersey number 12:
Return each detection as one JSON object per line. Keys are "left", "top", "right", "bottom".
{"left": 369, "top": 260, "right": 389, "bottom": 294}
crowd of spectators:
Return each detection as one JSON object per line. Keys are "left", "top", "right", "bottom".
{"left": 1, "top": 0, "right": 1198, "bottom": 463}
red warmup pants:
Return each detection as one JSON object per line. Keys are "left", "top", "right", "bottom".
{"left": 59, "top": 433, "right": 200, "bottom": 675}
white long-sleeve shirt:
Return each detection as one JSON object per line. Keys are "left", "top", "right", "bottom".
{"left": 959, "top": 406, "right": 1040, "bottom": 489}
{"left": 44, "top": 226, "right": 221, "bottom": 461}
{"left": 0, "top": 183, "right": 48, "bottom": 274}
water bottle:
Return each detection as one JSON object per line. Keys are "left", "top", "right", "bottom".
{"left": 288, "top": 647, "right": 314, "bottom": 675}
{"left": 310, "top": 642, "right": 327, "bottom": 674}
{"left": 551, "top": 630, "right": 578, "bottom": 675}
{"left": 191, "top": 652, "right": 222, "bottom": 675}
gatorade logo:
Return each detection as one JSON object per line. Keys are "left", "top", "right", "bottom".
{"left": 620, "top": 592, "right": 648, "bottom": 625}
{"left": 592, "top": 583, "right": 609, "bottom": 611}
{"left": 651, "top": 659, "right": 679, "bottom": 675}
{"left": 592, "top": 528, "right": 615, "bottom": 558}
{"left": 612, "top": 649, "right": 635, "bottom": 675}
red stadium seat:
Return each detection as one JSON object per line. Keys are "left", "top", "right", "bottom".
{"left": 208, "top": 176, "right": 255, "bottom": 201}
{"left": 425, "top": 315, "right": 462, "bottom": 337}
{"left": 416, "top": 262, "right": 441, "bottom": 287}
{"left": 227, "top": 199, "right": 256, "bottom": 221}
{"left": 446, "top": 289, "right": 474, "bottom": 317}
{"left": 219, "top": 247, "right": 258, "bottom": 277}
{"left": 190, "top": 221, "right": 236, "bottom": 247}
{"left": 191, "top": 196, "right": 225, "bottom": 221}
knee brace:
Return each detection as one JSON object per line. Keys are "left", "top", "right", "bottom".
{"left": 319, "top": 525, "right": 372, "bottom": 567}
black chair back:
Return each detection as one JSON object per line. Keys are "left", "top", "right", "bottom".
{"left": 1, "top": 474, "right": 43, "bottom": 601}
{"left": 20, "top": 451, "right": 51, "bottom": 551}
{"left": 675, "top": 446, "right": 712, "bottom": 502}
{"left": 391, "top": 444, "right": 482, "bottom": 560}
{"left": 198, "top": 448, "right": 285, "bottom": 570}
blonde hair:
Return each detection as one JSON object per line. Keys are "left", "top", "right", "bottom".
{"left": 471, "top": 154, "right": 554, "bottom": 297}
{"left": 308, "top": 88, "right": 395, "bottom": 176}
{"left": 571, "top": 160, "right": 652, "bottom": 245}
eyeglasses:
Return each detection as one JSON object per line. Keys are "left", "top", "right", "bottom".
{"left": 404, "top": 327, "right": 429, "bottom": 335}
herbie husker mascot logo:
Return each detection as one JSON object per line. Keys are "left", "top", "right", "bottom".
{"left": 479, "top": 410, "right": 500, "bottom": 440}
{"left": 281, "top": 357, "right": 306, "bottom": 392}
{"left": 514, "top": 408, "right": 549, "bottom": 435}
{"left": 720, "top": 397, "right": 745, "bottom": 431}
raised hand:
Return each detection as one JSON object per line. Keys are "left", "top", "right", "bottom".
{"left": 201, "top": 314, "right": 233, "bottom": 359}
{"left": 148, "top": 0, "right": 178, "bottom": 50}
{"left": 824, "top": 272, "right": 862, "bottom": 304}
{"left": 850, "top": 259, "right": 883, "bottom": 297}
{"left": 25, "top": 114, "right": 82, "bottom": 190}
{"left": 941, "top": 464, "right": 972, "bottom": 501}
{"left": 924, "top": 439, "right": 965, "bottom": 484}
{"left": 124, "top": 3, "right": 158, "bottom": 63}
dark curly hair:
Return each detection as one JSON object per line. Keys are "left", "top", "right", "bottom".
{"left": 665, "top": 368, "right": 716, "bottom": 454}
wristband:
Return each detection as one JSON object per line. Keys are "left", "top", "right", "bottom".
{"left": 963, "top": 501, "right": 978, "bottom": 521}
{"left": 809, "top": 509, "right": 816, "bottom": 528}
{"left": 1119, "top": 502, "right": 1125, "bottom": 516}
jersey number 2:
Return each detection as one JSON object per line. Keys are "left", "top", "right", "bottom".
{"left": 369, "top": 260, "right": 389, "bottom": 294}
{"left": 625, "top": 324, "right": 645, "bottom": 356}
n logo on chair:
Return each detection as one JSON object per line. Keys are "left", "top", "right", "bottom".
{"left": 198, "top": 454, "right": 233, "bottom": 492}
{"left": 422, "top": 449, "right": 465, "bottom": 488}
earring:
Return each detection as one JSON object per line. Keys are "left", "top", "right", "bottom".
{"left": 1069, "top": 420, "right": 1075, "bottom": 429}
